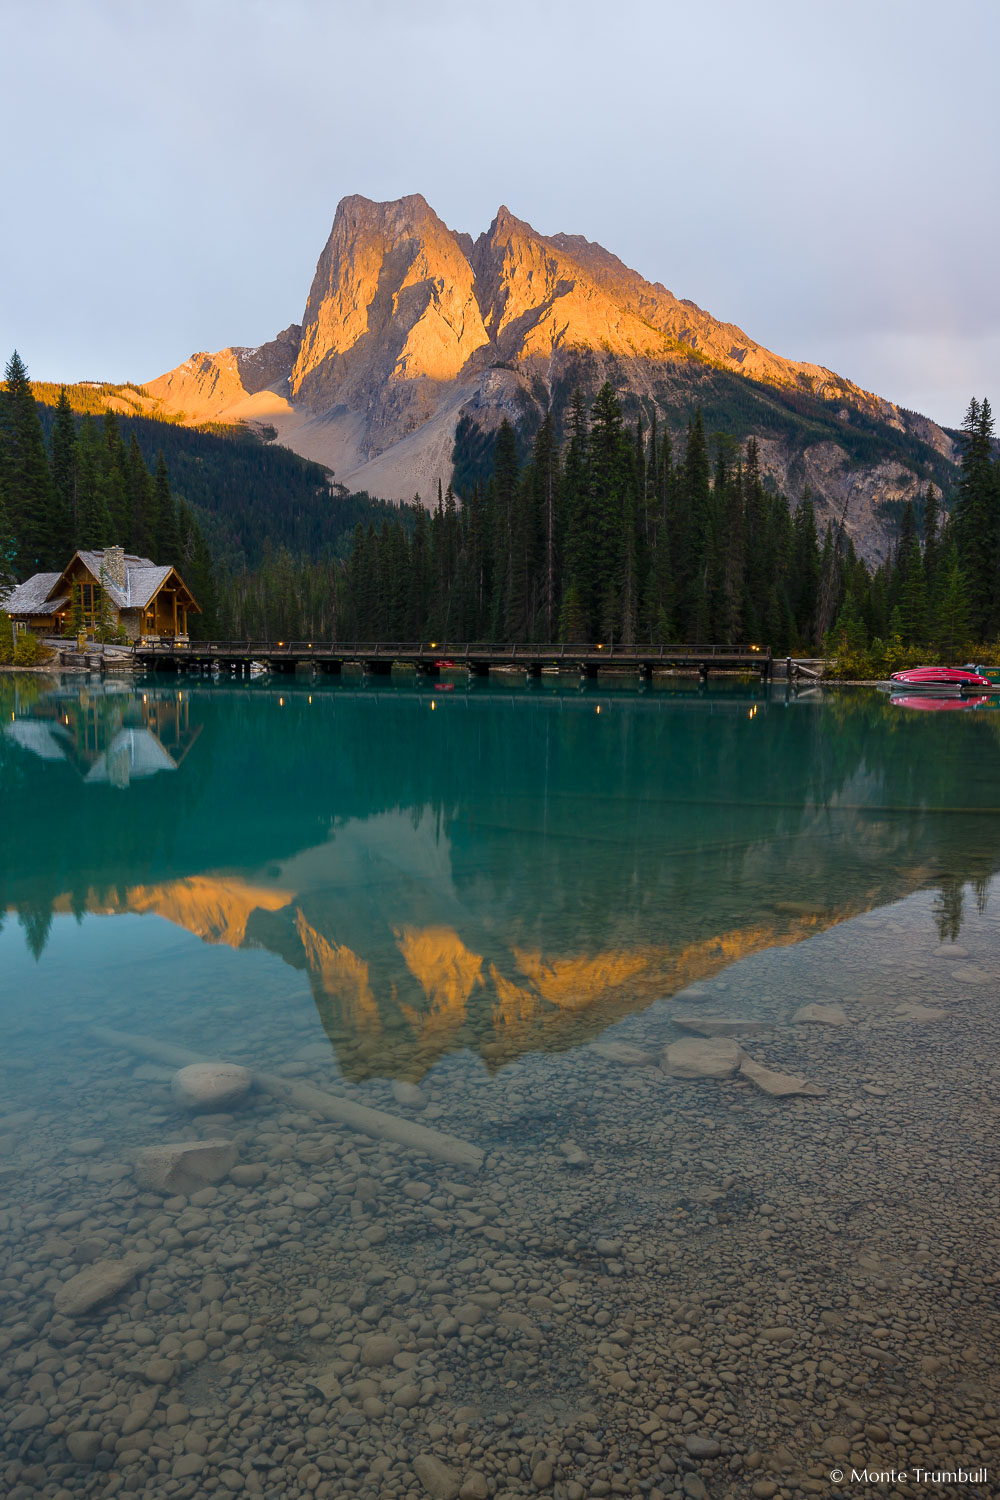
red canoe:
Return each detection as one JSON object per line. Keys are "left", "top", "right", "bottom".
{"left": 889, "top": 666, "right": 992, "bottom": 688}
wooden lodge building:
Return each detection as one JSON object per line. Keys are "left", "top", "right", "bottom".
{"left": 4, "top": 546, "right": 200, "bottom": 642}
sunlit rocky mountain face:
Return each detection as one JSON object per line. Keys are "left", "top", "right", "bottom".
{"left": 141, "top": 195, "right": 957, "bottom": 564}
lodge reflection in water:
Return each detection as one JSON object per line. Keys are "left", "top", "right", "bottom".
{"left": 4, "top": 680, "right": 201, "bottom": 786}
{"left": 2, "top": 674, "right": 1000, "bottom": 1079}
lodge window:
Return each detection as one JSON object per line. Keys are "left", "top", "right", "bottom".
{"left": 80, "top": 583, "right": 100, "bottom": 626}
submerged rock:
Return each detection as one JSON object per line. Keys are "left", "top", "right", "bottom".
{"left": 54, "top": 1254, "right": 149, "bottom": 1316}
{"left": 360, "top": 1333, "right": 400, "bottom": 1367}
{"left": 67, "top": 1431, "right": 103, "bottom": 1462}
{"left": 590, "top": 1040, "right": 658, "bottom": 1065}
{"left": 894, "top": 1002, "right": 947, "bottom": 1021}
{"left": 793, "top": 1003, "right": 850, "bottom": 1025}
{"left": 413, "top": 1453, "right": 461, "bottom": 1499}
{"left": 134, "top": 1139, "right": 238, "bottom": 1194}
{"left": 740, "top": 1055, "right": 825, "bottom": 1097}
{"left": 673, "top": 1016, "right": 774, "bottom": 1037}
{"left": 663, "top": 1036, "right": 744, "bottom": 1078}
{"left": 391, "top": 1080, "right": 427, "bottom": 1108}
{"left": 9, "top": 1403, "right": 50, "bottom": 1432}
{"left": 171, "top": 1062, "right": 253, "bottom": 1111}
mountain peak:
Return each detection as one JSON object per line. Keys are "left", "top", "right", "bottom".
{"left": 333, "top": 191, "right": 432, "bottom": 223}
{"left": 289, "top": 191, "right": 488, "bottom": 420}
{"left": 146, "top": 192, "right": 956, "bottom": 555}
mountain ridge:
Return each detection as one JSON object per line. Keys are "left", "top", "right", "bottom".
{"left": 140, "top": 193, "right": 957, "bottom": 560}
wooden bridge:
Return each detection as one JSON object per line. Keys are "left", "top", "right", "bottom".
{"left": 133, "top": 639, "right": 773, "bottom": 679}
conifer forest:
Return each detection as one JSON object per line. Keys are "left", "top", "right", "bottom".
{"left": 2, "top": 351, "right": 998, "bottom": 664}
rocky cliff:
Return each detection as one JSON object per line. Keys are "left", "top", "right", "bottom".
{"left": 145, "top": 193, "right": 957, "bottom": 561}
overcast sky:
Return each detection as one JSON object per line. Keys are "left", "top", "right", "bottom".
{"left": 2, "top": 0, "right": 996, "bottom": 429}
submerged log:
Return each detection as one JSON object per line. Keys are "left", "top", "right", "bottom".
{"left": 90, "top": 1025, "right": 483, "bottom": 1171}
{"left": 252, "top": 1075, "right": 483, "bottom": 1171}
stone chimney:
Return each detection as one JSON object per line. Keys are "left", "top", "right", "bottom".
{"left": 102, "top": 545, "right": 126, "bottom": 591}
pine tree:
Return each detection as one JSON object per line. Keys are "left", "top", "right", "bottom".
{"left": 558, "top": 579, "right": 588, "bottom": 641}
{"left": 504, "top": 471, "right": 534, "bottom": 641}
{"left": 75, "top": 417, "right": 114, "bottom": 548}
{"left": 619, "top": 439, "right": 640, "bottom": 644}
{"left": 0, "top": 489, "right": 17, "bottom": 597}
{"left": 155, "top": 452, "right": 180, "bottom": 562}
{"left": 922, "top": 484, "right": 941, "bottom": 601}
{"left": 560, "top": 389, "right": 592, "bottom": 636}
{"left": 1, "top": 351, "right": 54, "bottom": 574}
{"left": 720, "top": 463, "right": 745, "bottom": 643}
{"left": 489, "top": 421, "right": 519, "bottom": 638}
{"left": 125, "top": 434, "right": 152, "bottom": 555}
{"left": 50, "top": 387, "right": 77, "bottom": 551}
{"left": 932, "top": 551, "right": 971, "bottom": 658}
{"left": 676, "top": 412, "right": 712, "bottom": 638}
{"left": 532, "top": 413, "right": 559, "bottom": 641}
{"left": 830, "top": 584, "right": 868, "bottom": 653}
{"left": 187, "top": 521, "right": 218, "bottom": 638}
{"left": 897, "top": 537, "right": 928, "bottom": 645}
{"left": 790, "top": 492, "right": 820, "bottom": 647}
{"left": 464, "top": 482, "right": 488, "bottom": 635}
{"left": 588, "top": 383, "right": 628, "bottom": 640}
{"left": 408, "top": 505, "right": 431, "bottom": 637}
{"left": 952, "top": 398, "right": 998, "bottom": 637}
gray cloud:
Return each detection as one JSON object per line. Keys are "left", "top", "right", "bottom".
{"left": 2, "top": 0, "right": 997, "bottom": 427}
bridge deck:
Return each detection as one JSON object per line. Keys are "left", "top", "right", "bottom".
{"left": 132, "top": 640, "right": 772, "bottom": 676}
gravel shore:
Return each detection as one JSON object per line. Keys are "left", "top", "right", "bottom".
{"left": 1, "top": 892, "right": 998, "bottom": 1499}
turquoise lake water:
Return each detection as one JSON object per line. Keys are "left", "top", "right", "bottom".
{"left": 1, "top": 672, "right": 998, "bottom": 1497}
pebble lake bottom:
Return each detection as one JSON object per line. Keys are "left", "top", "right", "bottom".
{"left": 0, "top": 674, "right": 998, "bottom": 1499}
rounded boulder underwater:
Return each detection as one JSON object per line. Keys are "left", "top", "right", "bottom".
{"left": 171, "top": 1062, "right": 253, "bottom": 1112}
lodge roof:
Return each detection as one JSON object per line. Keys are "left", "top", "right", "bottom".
{"left": 72, "top": 551, "right": 162, "bottom": 610}
{"left": 3, "top": 574, "right": 68, "bottom": 616}
{"left": 5, "top": 547, "right": 200, "bottom": 618}
{"left": 116, "top": 566, "right": 176, "bottom": 610}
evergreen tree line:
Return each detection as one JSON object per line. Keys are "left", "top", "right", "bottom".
{"left": 7, "top": 345, "right": 998, "bottom": 659}
{"left": 831, "top": 398, "right": 1000, "bottom": 660}
{"left": 223, "top": 385, "right": 836, "bottom": 648}
{"left": 220, "top": 384, "right": 998, "bottom": 657}
{"left": 32, "top": 381, "right": 418, "bottom": 573}
{"left": 0, "top": 352, "right": 217, "bottom": 633}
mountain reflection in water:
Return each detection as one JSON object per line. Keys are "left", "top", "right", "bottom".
{"left": 2, "top": 673, "right": 1000, "bottom": 1079}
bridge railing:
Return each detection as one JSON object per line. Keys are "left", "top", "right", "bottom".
{"left": 138, "top": 640, "right": 771, "bottom": 661}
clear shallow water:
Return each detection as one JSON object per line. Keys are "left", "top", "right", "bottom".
{"left": 1, "top": 673, "right": 999, "bottom": 1498}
